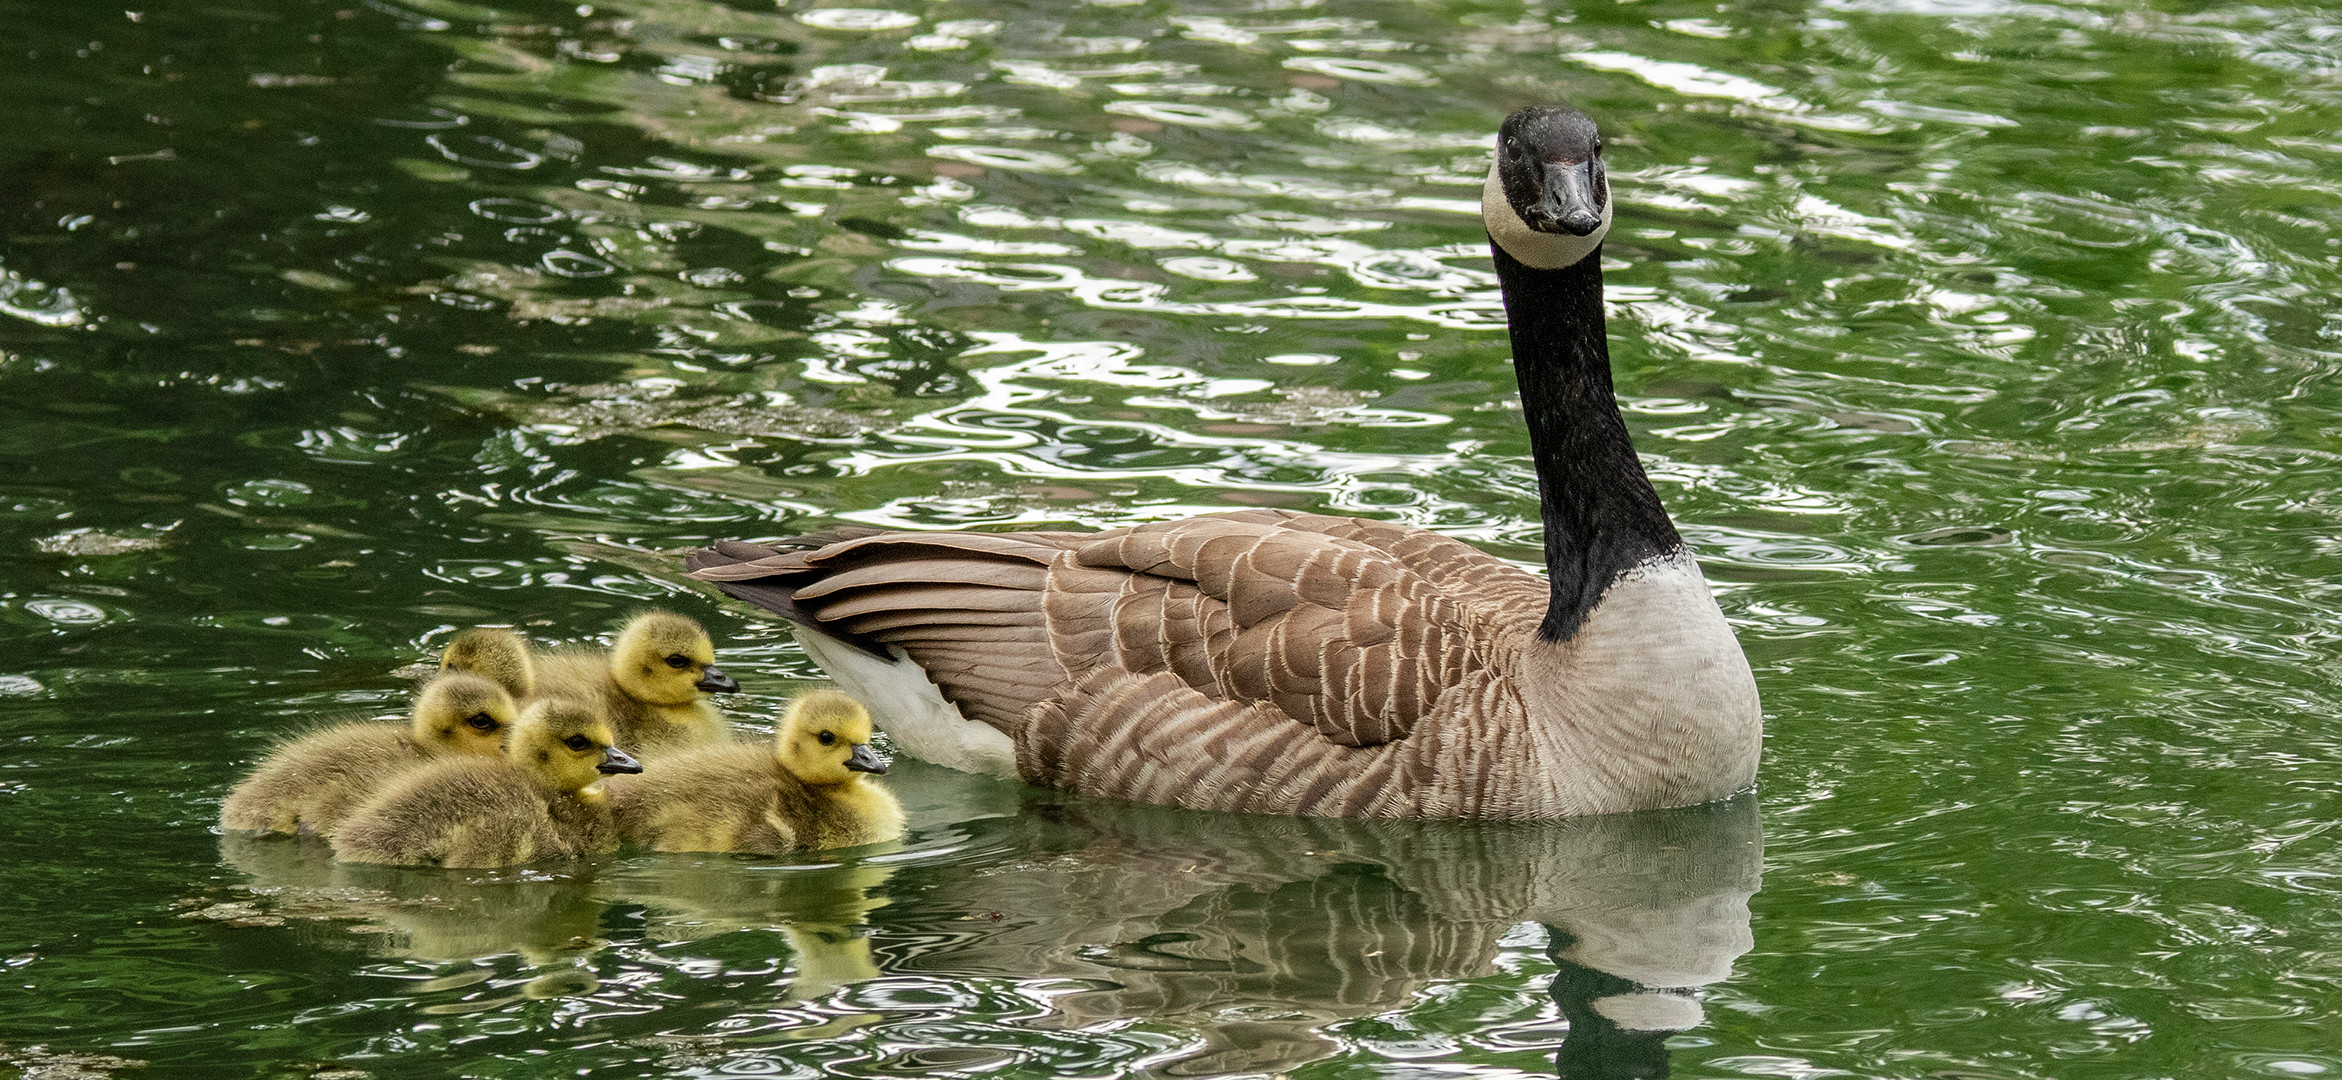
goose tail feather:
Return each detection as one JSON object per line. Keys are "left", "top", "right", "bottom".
{"left": 686, "top": 539, "right": 893, "bottom": 659}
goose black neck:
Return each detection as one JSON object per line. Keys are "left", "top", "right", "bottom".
{"left": 1491, "top": 240, "right": 1683, "bottom": 642}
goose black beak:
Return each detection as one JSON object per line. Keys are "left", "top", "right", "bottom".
{"left": 598, "top": 746, "right": 644, "bottom": 775}
{"left": 695, "top": 666, "right": 740, "bottom": 694}
{"left": 1528, "top": 158, "right": 1603, "bottom": 236}
{"left": 844, "top": 742, "right": 887, "bottom": 775}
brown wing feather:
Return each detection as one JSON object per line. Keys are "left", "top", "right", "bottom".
{"left": 1056, "top": 518, "right": 1495, "bottom": 748}
{"left": 1023, "top": 669, "right": 1459, "bottom": 817}
{"left": 688, "top": 514, "right": 1533, "bottom": 763}
{"left": 693, "top": 534, "right": 1072, "bottom": 730}
{"left": 1200, "top": 509, "right": 1550, "bottom": 625}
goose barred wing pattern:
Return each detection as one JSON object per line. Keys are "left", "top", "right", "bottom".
{"left": 1063, "top": 513, "right": 1492, "bottom": 747}
{"left": 1219, "top": 510, "right": 1550, "bottom": 628}
{"left": 687, "top": 511, "right": 1550, "bottom": 812}
{"left": 1018, "top": 665, "right": 1531, "bottom": 817}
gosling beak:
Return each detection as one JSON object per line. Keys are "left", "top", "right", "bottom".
{"left": 844, "top": 742, "right": 887, "bottom": 775}
{"left": 598, "top": 746, "right": 644, "bottom": 775}
{"left": 695, "top": 666, "right": 740, "bottom": 694}
{"left": 1529, "top": 158, "right": 1603, "bottom": 237}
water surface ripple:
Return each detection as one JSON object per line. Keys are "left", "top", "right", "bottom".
{"left": 3, "top": 0, "right": 2340, "bottom": 1076}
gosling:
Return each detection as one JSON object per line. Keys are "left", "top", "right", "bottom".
{"left": 220, "top": 672, "right": 516, "bottom": 838}
{"left": 535, "top": 611, "right": 739, "bottom": 760}
{"left": 439, "top": 626, "right": 536, "bottom": 701}
{"left": 330, "top": 698, "right": 643, "bottom": 868}
{"left": 608, "top": 689, "right": 904, "bottom": 855}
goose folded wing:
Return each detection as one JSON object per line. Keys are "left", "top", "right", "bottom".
{"left": 689, "top": 516, "right": 1489, "bottom": 751}
{"left": 1020, "top": 667, "right": 1444, "bottom": 816}
{"left": 1064, "top": 515, "right": 1483, "bottom": 748}
{"left": 1206, "top": 508, "right": 1550, "bottom": 626}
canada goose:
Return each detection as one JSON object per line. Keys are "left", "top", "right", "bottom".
{"left": 608, "top": 689, "right": 904, "bottom": 854}
{"left": 329, "top": 698, "right": 643, "bottom": 867}
{"left": 685, "top": 105, "right": 1760, "bottom": 819}
{"left": 220, "top": 672, "right": 517, "bottom": 837}
{"left": 533, "top": 611, "right": 740, "bottom": 759}
{"left": 439, "top": 626, "right": 536, "bottom": 701}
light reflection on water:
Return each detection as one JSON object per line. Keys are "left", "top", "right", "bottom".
{"left": 5, "top": 0, "right": 2342, "bottom": 1075}
{"left": 211, "top": 769, "right": 1757, "bottom": 1079}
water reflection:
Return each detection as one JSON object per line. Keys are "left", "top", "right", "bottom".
{"left": 219, "top": 777, "right": 1757, "bottom": 1076}
{"left": 217, "top": 834, "right": 605, "bottom": 967}
{"left": 600, "top": 855, "right": 900, "bottom": 1000}
{"left": 882, "top": 783, "right": 1762, "bottom": 1076}
{"left": 8, "top": 0, "right": 2342, "bottom": 1070}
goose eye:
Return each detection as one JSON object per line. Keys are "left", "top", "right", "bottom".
{"left": 664, "top": 654, "right": 691, "bottom": 669}
{"left": 816, "top": 731, "right": 836, "bottom": 746}
{"left": 465, "top": 713, "right": 497, "bottom": 732}
{"left": 563, "top": 735, "right": 591, "bottom": 752}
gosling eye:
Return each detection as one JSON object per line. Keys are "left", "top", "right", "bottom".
{"left": 664, "top": 654, "right": 691, "bottom": 669}
{"left": 816, "top": 731, "right": 836, "bottom": 747}
{"left": 465, "top": 713, "right": 497, "bottom": 732}
{"left": 563, "top": 735, "right": 591, "bottom": 752}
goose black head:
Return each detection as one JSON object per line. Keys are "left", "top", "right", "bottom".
{"left": 1483, "top": 105, "right": 1613, "bottom": 269}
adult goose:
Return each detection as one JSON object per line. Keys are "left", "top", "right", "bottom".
{"left": 687, "top": 106, "right": 1761, "bottom": 819}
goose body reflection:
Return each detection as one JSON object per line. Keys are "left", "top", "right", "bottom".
{"left": 874, "top": 777, "right": 1763, "bottom": 1076}
{"left": 217, "top": 760, "right": 1754, "bottom": 1075}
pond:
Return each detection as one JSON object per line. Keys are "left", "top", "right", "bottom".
{"left": 3, "top": 0, "right": 2340, "bottom": 1076}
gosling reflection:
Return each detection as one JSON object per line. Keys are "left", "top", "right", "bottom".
{"left": 594, "top": 855, "right": 898, "bottom": 999}
{"left": 885, "top": 786, "right": 1761, "bottom": 1077}
{"left": 590, "top": 756, "right": 1022, "bottom": 999}
{"left": 216, "top": 833, "right": 608, "bottom": 972}
{"left": 331, "top": 862, "right": 607, "bottom": 966}
{"left": 218, "top": 832, "right": 913, "bottom": 1001}
{"left": 216, "top": 769, "right": 1758, "bottom": 1072}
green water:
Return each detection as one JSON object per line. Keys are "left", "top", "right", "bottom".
{"left": 4, "top": 0, "right": 2340, "bottom": 1075}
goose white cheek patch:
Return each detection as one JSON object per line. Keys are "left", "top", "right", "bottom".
{"left": 1481, "top": 159, "right": 1612, "bottom": 269}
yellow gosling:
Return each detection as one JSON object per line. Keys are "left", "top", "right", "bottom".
{"left": 439, "top": 626, "right": 536, "bottom": 701}
{"left": 329, "top": 698, "right": 643, "bottom": 868}
{"left": 220, "top": 672, "right": 515, "bottom": 838}
{"left": 608, "top": 689, "right": 904, "bottom": 855}
{"left": 535, "top": 611, "right": 738, "bottom": 760}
